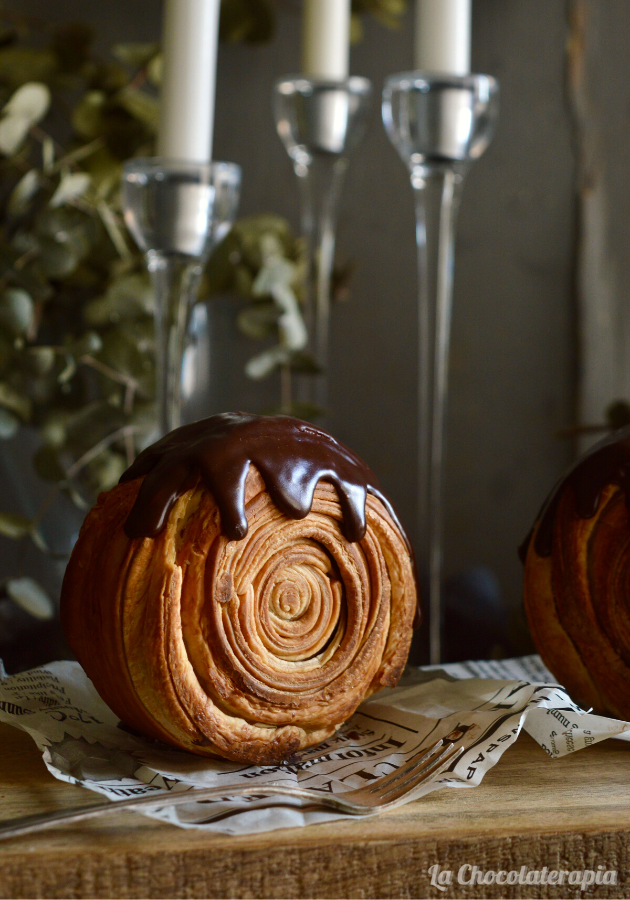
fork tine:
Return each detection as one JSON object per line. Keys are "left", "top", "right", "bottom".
{"left": 367, "top": 738, "right": 445, "bottom": 794}
{"left": 373, "top": 742, "right": 454, "bottom": 799}
{"left": 375, "top": 744, "right": 465, "bottom": 803}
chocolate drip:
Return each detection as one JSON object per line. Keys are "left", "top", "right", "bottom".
{"left": 120, "top": 413, "right": 411, "bottom": 551}
{"left": 522, "top": 426, "right": 630, "bottom": 559}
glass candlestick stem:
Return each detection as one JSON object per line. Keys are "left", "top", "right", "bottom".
{"left": 273, "top": 77, "right": 371, "bottom": 418}
{"left": 122, "top": 158, "right": 241, "bottom": 437}
{"left": 383, "top": 73, "right": 499, "bottom": 663}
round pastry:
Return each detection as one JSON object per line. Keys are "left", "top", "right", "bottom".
{"left": 61, "top": 413, "right": 417, "bottom": 763}
{"left": 522, "top": 426, "right": 630, "bottom": 719}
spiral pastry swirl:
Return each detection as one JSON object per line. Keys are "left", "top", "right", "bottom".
{"left": 61, "top": 466, "right": 416, "bottom": 763}
{"left": 522, "top": 427, "right": 630, "bottom": 720}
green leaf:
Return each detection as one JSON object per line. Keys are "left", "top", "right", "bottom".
{"left": 0, "top": 511, "right": 32, "bottom": 539}
{"left": 0, "top": 407, "right": 19, "bottom": 439}
{"left": 118, "top": 318, "right": 154, "bottom": 352}
{"left": 26, "top": 346, "right": 56, "bottom": 375}
{"left": 0, "top": 382, "right": 31, "bottom": 421}
{"left": 79, "top": 145, "right": 121, "bottom": 198}
{"left": 36, "top": 204, "right": 96, "bottom": 242}
{"left": 0, "top": 47, "right": 57, "bottom": 90}
{"left": 351, "top": 0, "right": 407, "bottom": 30}
{"left": 53, "top": 138, "right": 102, "bottom": 172}
{"left": 37, "top": 236, "right": 80, "bottom": 278}
{"left": 42, "top": 136, "right": 54, "bottom": 172}
{"left": 83, "top": 272, "right": 153, "bottom": 325}
{"left": 350, "top": 12, "right": 363, "bottom": 43}
{"left": 0, "top": 82, "right": 51, "bottom": 156}
{"left": 7, "top": 168, "right": 41, "bottom": 216}
{"left": 57, "top": 352, "right": 76, "bottom": 383}
{"left": 100, "top": 101, "right": 150, "bottom": 159}
{"left": 40, "top": 409, "right": 70, "bottom": 447}
{"left": 0, "top": 114, "right": 30, "bottom": 156}
{"left": 112, "top": 42, "right": 159, "bottom": 68}
{"left": 6, "top": 576, "right": 54, "bottom": 619}
{"left": 3, "top": 82, "right": 50, "bottom": 122}
{"left": 0, "top": 243, "right": 51, "bottom": 302}
{"left": 202, "top": 230, "right": 240, "bottom": 295}
{"left": 29, "top": 528, "right": 49, "bottom": 553}
{"left": 0, "top": 287, "right": 34, "bottom": 336}
{"left": 72, "top": 90, "right": 106, "bottom": 139}
{"left": 234, "top": 264, "right": 255, "bottom": 298}
{"left": 220, "top": 0, "right": 275, "bottom": 43}
{"left": 146, "top": 54, "right": 162, "bottom": 86}
{"left": 63, "top": 484, "right": 88, "bottom": 510}
{"left": 70, "top": 330, "right": 102, "bottom": 356}
{"left": 24, "top": 373, "right": 58, "bottom": 408}
{"left": 49, "top": 171, "right": 91, "bottom": 207}
{"left": 98, "top": 329, "right": 154, "bottom": 397}
{"left": 116, "top": 87, "right": 159, "bottom": 130}
{"left": 84, "top": 448, "right": 126, "bottom": 493}
{"left": 86, "top": 61, "right": 128, "bottom": 93}
{"left": 245, "top": 345, "right": 290, "bottom": 380}
{"left": 233, "top": 213, "right": 296, "bottom": 268}
{"left": 34, "top": 206, "right": 98, "bottom": 275}
{"left": 236, "top": 301, "right": 280, "bottom": 340}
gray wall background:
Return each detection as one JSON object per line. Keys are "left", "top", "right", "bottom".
{"left": 7, "top": 0, "right": 582, "bottom": 655}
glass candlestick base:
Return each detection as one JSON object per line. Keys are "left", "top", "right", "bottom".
{"left": 382, "top": 73, "right": 499, "bottom": 664}
{"left": 273, "top": 76, "right": 371, "bottom": 418}
{"left": 122, "top": 158, "right": 241, "bottom": 437}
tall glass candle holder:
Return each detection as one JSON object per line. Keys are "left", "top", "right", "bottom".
{"left": 273, "top": 76, "right": 371, "bottom": 418}
{"left": 382, "top": 73, "right": 499, "bottom": 663}
{"left": 122, "top": 158, "right": 241, "bottom": 437}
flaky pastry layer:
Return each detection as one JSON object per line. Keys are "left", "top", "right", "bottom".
{"left": 523, "top": 483, "right": 630, "bottom": 719}
{"left": 61, "top": 467, "right": 416, "bottom": 763}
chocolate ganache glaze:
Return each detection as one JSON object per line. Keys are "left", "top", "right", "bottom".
{"left": 522, "top": 425, "right": 630, "bottom": 559}
{"left": 120, "top": 412, "right": 411, "bottom": 550}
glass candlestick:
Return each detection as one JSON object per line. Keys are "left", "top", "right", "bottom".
{"left": 122, "top": 158, "right": 241, "bottom": 437}
{"left": 382, "top": 73, "right": 499, "bottom": 664}
{"left": 273, "top": 76, "right": 371, "bottom": 418}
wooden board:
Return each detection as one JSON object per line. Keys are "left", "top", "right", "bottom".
{"left": 0, "top": 723, "right": 629, "bottom": 898}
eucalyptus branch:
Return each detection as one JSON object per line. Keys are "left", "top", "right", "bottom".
{"left": 28, "top": 125, "right": 65, "bottom": 158}
{"left": 65, "top": 425, "right": 139, "bottom": 481}
{"left": 30, "top": 483, "right": 71, "bottom": 533}
{"left": 51, "top": 138, "right": 104, "bottom": 174}
{"left": 96, "top": 202, "right": 133, "bottom": 260}
{"left": 0, "top": 14, "right": 345, "bottom": 570}
{"left": 78, "top": 354, "right": 139, "bottom": 414}
{"left": 31, "top": 425, "right": 140, "bottom": 533}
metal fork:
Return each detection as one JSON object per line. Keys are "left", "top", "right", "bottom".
{"left": 0, "top": 738, "right": 464, "bottom": 840}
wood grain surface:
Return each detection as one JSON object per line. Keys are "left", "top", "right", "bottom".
{"left": 0, "top": 723, "right": 629, "bottom": 898}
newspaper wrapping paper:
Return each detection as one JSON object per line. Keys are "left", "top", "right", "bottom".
{"left": 0, "top": 654, "right": 629, "bottom": 836}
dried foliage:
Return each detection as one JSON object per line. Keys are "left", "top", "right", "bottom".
{"left": 0, "top": 1, "right": 400, "bottom": 613}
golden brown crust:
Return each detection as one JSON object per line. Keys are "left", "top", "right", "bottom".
{"left": 61, "top": 467, "right": 417, "bottom": 763}
{"left": 523, "top": 482, "right": 630, "bottom": 719}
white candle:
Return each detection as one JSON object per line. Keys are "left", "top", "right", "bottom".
{"left": 157, "top": 0, "right": 220, "bottom": 162}
{"left": 414, "top": 0, "right": 471, "bottom": 75}
{"left": 302, "top": 0, "right": 351, "bottom": 81}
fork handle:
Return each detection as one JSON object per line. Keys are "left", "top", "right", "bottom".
{"left": 0, "top": 782, "right": 362, "bottom": 841}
